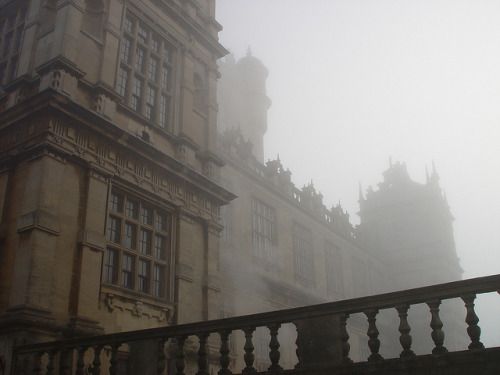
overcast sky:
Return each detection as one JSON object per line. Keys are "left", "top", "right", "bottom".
{"left": 216, "top": 0, "right": 500, "bottom": 344}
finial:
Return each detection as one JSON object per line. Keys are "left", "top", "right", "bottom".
{"left": 425, "top": 165, "right": 429, "bottom": 183}
{"left": 277, "top": 153, "right": 280, "bottom": 161}
{"left": 358, "top": 182, "right": 365, "bottom": 201}
{"left": 246, "top": 46, "right": 252, "bottom": 57}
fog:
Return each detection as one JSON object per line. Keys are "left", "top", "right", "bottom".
{"left": 217, "top": 0, "right": 500, "bottom": 345}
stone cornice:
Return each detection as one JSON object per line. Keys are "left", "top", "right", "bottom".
{"left": 0, "top": 90, "right": 236, "bottom": 222}
{"left": 148, "top": 0, "right": 228, "bottom": 58}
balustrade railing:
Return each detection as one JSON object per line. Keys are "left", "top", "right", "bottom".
{"left": 10, "top": 274, "right": 500, "bottom": 374}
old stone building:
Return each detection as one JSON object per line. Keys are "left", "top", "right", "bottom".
{"left": 216, "top": 53, "right": 465, "bottom": 364}
{"left": 0, "top": 0, "right": 235, "bottom": 368}
{"left": 0, "top": 0, "right": 465, "bottom": 372}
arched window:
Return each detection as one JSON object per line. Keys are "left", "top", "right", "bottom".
{"left": 82, "top": 0, "right": 105, "bottom": 39}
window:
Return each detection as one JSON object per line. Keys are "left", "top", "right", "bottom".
{"left": 251, "top": 199, "right": 276, "bottom": 261}
{"left": 116, "top": 12, "right": 174, "bottom": 129}
{"left": 131, "top": 77, "right": 142, "bottom": 111}
{"left": 104, "top": 190, "right": 173, "bottom": 300}
{"left": 325, "top": 242, "right": 344, "bottom": 296}
{"left": 0, "top": 6, "right": 27, "bottom": 87}
{"left": 193, "top": 72, "right": 208, "bottom": 112}
{"left": 293, "top": 224, "right": 315, "bottom": 287}
{"left": 120, "top": 38, "right": 131, "bottom": 63}
{"left": 116, "top": 68, "right": 128, "bottom": 97}
{"left": 148, "top": 58, "right": 158, "bottom": 81}
{"left": 104, "top": 248, "right": 118, "bottom": 284}
{"left": 145, "top": 86, "right": 156, "bottom": 120}
{"left": 159, "top": 95, "right": 169, "bottom": 129}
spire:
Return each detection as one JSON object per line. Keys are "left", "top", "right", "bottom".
{"left": 246, "top": 46, "right": 252, "bottom": 57}
{"left": 425, "top": 165, "right": 430, "bottom": 183}
{"left": 358, "top": 182, "right": 365, "bottom": 202}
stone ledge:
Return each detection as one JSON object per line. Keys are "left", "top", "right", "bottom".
{"left": 17, "top": 209, "right": 60, "bottom": 235}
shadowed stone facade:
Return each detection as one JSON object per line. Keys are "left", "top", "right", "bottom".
{"left": 0, "top": 0, "right": 234, "bottom": 372}
{"left": 0, "top": 0, "right": 465, "bottom": 373}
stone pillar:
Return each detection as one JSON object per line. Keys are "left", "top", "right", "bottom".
{"left": 204, "top": 221, "right": 222, "bottom": 321}
{"left": 69, "top": 168, "right": 108, "bottom": 335}
{"left": 174, "top": 210, "right": 199, "bottom": 324}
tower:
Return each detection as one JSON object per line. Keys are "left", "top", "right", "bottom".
{"left": 357, "top": 161, "right": 463, "bottom": 289}
{"left": 217, "top": 49, "right": 271, "bottom": 162}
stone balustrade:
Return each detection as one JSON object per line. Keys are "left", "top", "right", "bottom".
{"left": 9, "top": 274, "right": 500, "bottom": 374}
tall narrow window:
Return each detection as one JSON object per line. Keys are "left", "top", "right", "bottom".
{"left": 104, "top": 248, "right": 118, "bottom": 284}
{"left": 251, "top": 199, "right": 277, "bottom": 262}
{"left": 122, "top": 254, "right": 134, "bottom": 289}
{"left": 293, "top": 224, "right": 315, "bottom": 287}
{"left": 116, "top": 68, "right": 128, "bottom": 97}
{"left": 0, "top": 5, "right": 27, "bottom": 86}
{"left": 145, "top": 86, "right": 156, "bottom": 120}
{"left": 138, "top": 259, "right": 150, "bottom": 293}
{"left": 131, "top": 77, "right": 142, "bottom": 111}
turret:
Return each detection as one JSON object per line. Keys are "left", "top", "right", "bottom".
{"left": 217, "top": 49, "right": 271, "bottom": 162}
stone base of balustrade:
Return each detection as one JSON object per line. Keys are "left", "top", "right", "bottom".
{"left": 286, "top": 347, "right": 500, "bottom": 375}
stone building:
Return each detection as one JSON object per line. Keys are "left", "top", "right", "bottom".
{"left": 0, "top": 0, "right": 465, "bottom": 372}
{"left": 0, "top": 0, "right": 234, "bottom": 369}
{"left": 216, "top": 53, "right": 465, "bottom": 364}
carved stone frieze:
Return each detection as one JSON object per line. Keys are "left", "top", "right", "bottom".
{"left": 103, "top": 293, "right": 173, "bottom": 324}
{"left": 50, "top": 115, "right": 222, "bottom": 220}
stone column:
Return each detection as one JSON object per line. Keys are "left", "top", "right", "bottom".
{"left": 69, "top": 168, "right": 108, "bottom": 335}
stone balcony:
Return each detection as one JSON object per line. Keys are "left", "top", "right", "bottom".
{"left": 7, "top": 274, "right": 500, "bottom": 374}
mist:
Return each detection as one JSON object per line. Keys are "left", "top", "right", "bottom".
{"left": 216, "top": 0, "right": 500, "bottom": 347}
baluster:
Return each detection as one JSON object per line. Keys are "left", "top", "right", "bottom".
{"left": 365, "top": 309, "right": 383, "bottom": 361}
{"left": 91, "top": 345, "right": 103, "bottom": 375}
{"left": 242, "top": 327, "right": 256, "bottom": 375}
{"left": 59, "top": 349, "right": 72, "bottom": 375}
{"left": 218, "top": 330, "right": 232, "bottom": 375}
{"left": 267, "top": 323, "right": 282, "bottom": 372}
{"left": 462, "top": 294, "right": 485, "bottom": 350}
{"left": 46, "top": 350, "right": 56, "bottom": 375}
{"left": 197, "top": 333, "right": 209, "bottom": 375}
{"left": 175, "top": 336, "right": 187, "bottom": 375}
{"left": 427, "top": 300, "right": 448, "bottom": 354}
{"left": 76, "top": 346, "right": 86, "bottom": 375}
{"left": 294, "top": 323, "right": 303, "bottom": 369}
{"left": 340, "top": 314, "right": 353, "bottom": 364}
{"left": 396, "top": 305, "right": 415, "bottom": 358}
{"left": 109, "top": 343, "right": 121, "bottom": 375}
{"left": 32, "top": 351, "right": 43, "bottom": 375}
{"left": 157, "top": 338, "right": 167, "bottom": 375}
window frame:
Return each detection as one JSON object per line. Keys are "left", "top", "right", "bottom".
{"left": 251, "top": 198, "right": 277, "bottom": 262}
{"left": 292, "top": 223, "right": 315, "bottom": 288}
{"left": 115, "top": 10, "right": 175, "bottom": 131}
{"left": 103, "top": 188, "right": 175, "bottom": 302}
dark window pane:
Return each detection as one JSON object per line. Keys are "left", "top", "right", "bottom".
{"left": 104, "top": 248, "right": 118, "bottom": 284}
{"left": 139, "top": 229, "right": 152, "bottom": 255}
{"left": 138, "top": 259, "right": 150, "bottom": 293}
{"left": 124, "top": 223, "right": 137, "bottom": 249}
{"left": 106, "top": 217, "right": 121, "bottom": 244}
{"left": 122, "top": 254, "right": 134, "bottom": 289}
{"left": 153, "top": 264, "right": 165, "bottom": 298}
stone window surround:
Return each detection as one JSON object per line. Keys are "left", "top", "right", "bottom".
{"left": 104, "top": 187, "right": 174, "bottom": 302}
{"left": 251, "top": 198, "right": 277, "bottom": 262}
{"left": 115, "top": 9, "right": 174, "bottom": 130}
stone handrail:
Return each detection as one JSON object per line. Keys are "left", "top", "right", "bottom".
{"left": 10, "top": 274, "right": 500, "bottom": 374}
